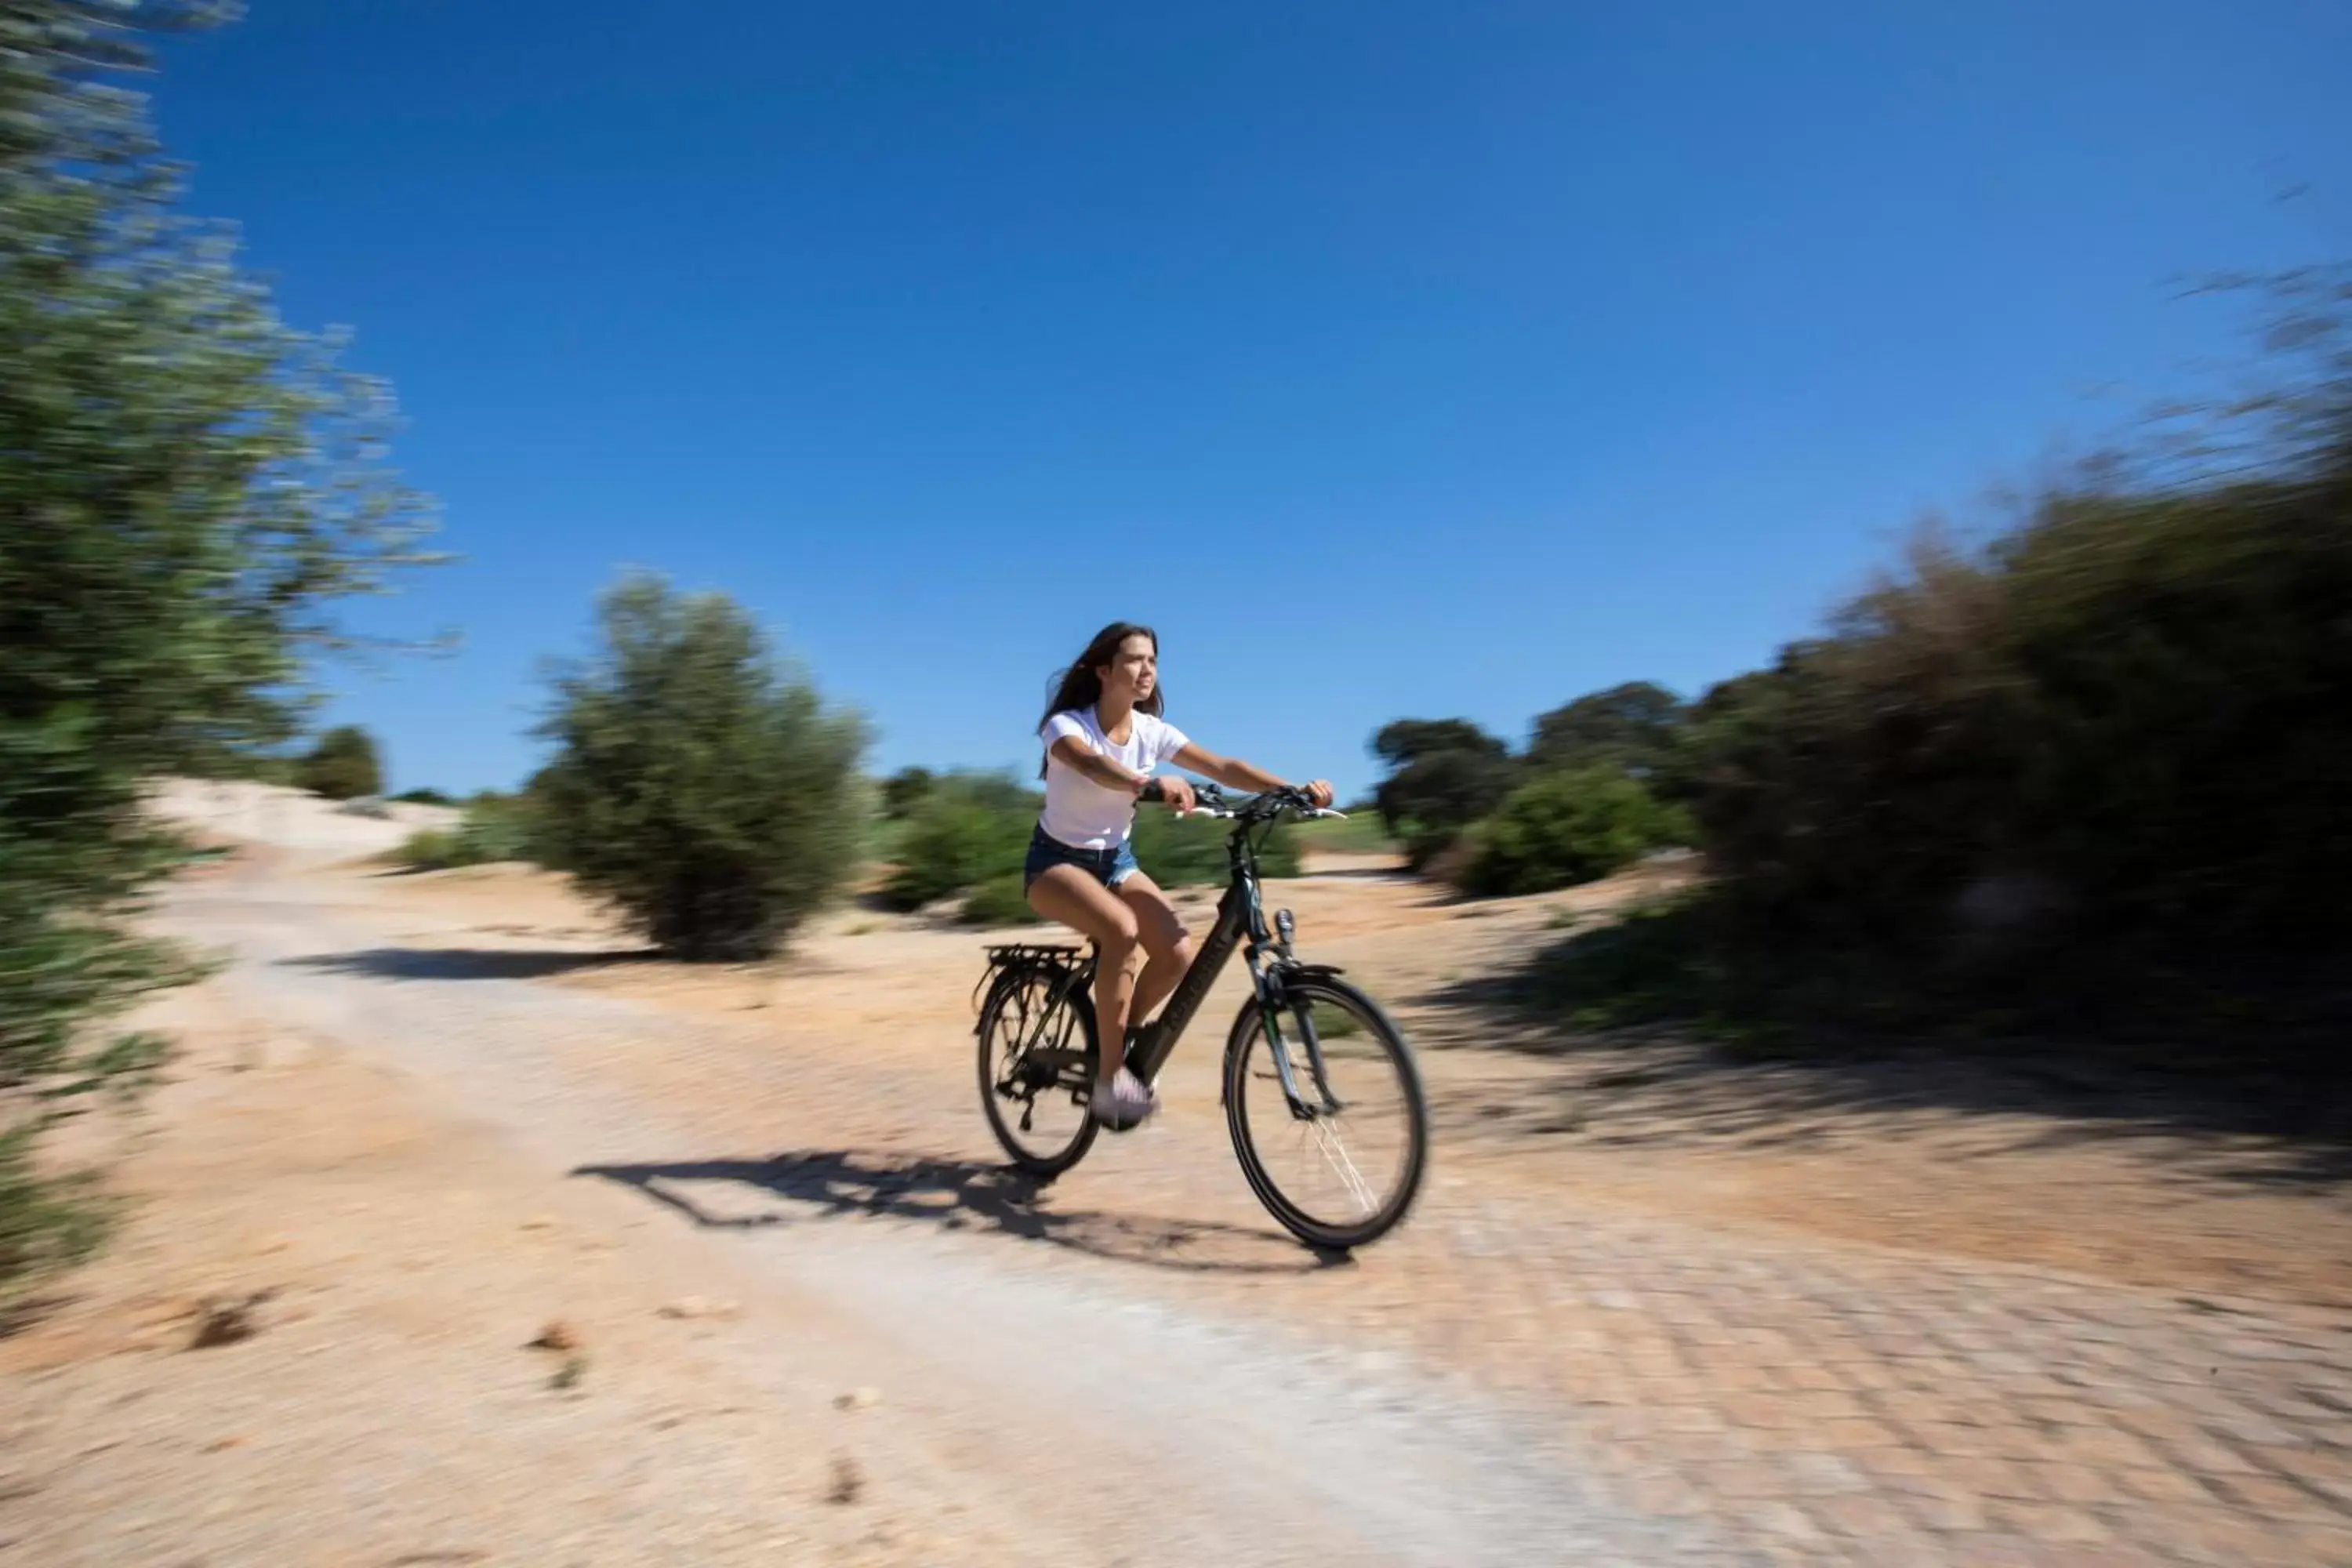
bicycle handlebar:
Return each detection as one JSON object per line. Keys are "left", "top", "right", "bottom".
{"left": 1141, "top": 779, "right": 1344, "bottom": 822}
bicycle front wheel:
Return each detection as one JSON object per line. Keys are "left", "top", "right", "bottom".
{"left": 1224, "top": 975, "right": 1428, "bottom": 1250}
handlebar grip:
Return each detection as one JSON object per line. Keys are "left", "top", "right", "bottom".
{"left": 1138, "top": 779, "right": 1166, "bottom": 803}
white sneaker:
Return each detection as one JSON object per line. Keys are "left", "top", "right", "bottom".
{"left": 1091, "top": 1068, "right": 1156, "bottom": 1131}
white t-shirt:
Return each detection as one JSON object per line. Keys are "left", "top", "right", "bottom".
{"left": 1038, "top": 706, "right": 1192, "bottom": 851}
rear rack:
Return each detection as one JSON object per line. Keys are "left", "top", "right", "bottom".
{"left": 982, "top": 942, "right": 1086, "bottom": 963}
{"left": 974, "top": 941, "right": 1094, "bottom": 1017}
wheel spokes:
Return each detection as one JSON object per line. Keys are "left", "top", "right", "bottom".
{"left": 1310, "top": 1117, "right": 1380, "bottom": 1216}
{"left": 1242, "top": 994, "right": 1415, "bottom": 1232}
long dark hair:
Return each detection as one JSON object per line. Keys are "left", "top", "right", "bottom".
{"left": 1036, "top": 621, "right": 1163, "bottom": 776}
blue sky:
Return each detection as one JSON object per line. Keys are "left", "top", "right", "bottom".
{"left": 151, "top": 1, "right": 2348, "bottom": 798}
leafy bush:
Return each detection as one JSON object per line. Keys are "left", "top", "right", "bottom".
{"left": 1458, "top": 768, "right": 1691, "bottom": 897}
{"left": 295, "top": 724, "right": 385, "bottom": 800}
{"left": 881, "top": 772, "right": 1036, "bottom": 911}
{"left": 0, "top": 1125, "right": 112, "bottom": 1289}
{"left": 2, "top": 2, "right": 438, "bottom": 1291}
{"left": 532, "top": 575, "right": 869, "bottom": 960}
{"left": 389, "top": 791, "right": 550, "bottom": 873}
{"left": 390, "top": 828, "right": 464, "bottom": 871}
{"left": 1366, "top": 698, "right": 1701, "bottom": 873}
{"left": 1690, "top": 474, "right": 2352, "bottom": 956}
{"left": 878, "top": 774, "right": 1298, "bottom": 910}
{"left": 1131, "top": 804, "right": 1301, "bottom": 886}
{"left": 959, "top": 873, "right": 1041, "bottom": 927}
{"left": 1622, "top": 280, "right": 2352, "bottom": 1054}
{"left": 454, "top": 792, "right": 543, "bottom": 864}
{"left": 391, "top": 787, "right": 453, "bottom": 806}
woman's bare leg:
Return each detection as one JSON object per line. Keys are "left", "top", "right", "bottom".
{"left": 1118, "top": 872, "right": 1193, "bottom": 1034}
{"left": 1025, "top": 865, "right": 1141, "bottom": 1089}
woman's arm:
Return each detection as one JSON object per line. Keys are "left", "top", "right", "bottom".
{"left": 1172, "top": 743, "right": 1334, "bottom": 808}
{"left": 1049, "top": 735, "right": 1145, "bottom": 795}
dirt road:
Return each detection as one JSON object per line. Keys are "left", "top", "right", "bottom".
{"left": 5, "top": 837, "right": 2349, "bottom": 1565}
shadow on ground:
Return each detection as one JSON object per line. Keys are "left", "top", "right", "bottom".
{"left": 282, "top": 946, "right": 659, "bottom": 982}
{"left": 1411, "top": 952, "right": 2352, "bottom": 1192}
{"left": 574, "top": 1149, "right": 1351, "bottom": 1276}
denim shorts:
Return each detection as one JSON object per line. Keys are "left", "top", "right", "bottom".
{"left": 1022, "top": 825, "right": 1141, "bottom": 893}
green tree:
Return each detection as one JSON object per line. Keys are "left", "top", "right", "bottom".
{"left": 295, "top": 724, "right": 384, "bottom": 800}
{"left": 1368, "top": 717, "right": 1516, "bottom": 870}
{"left": 1370, "top": 718, "right": 1510, "bottom": 769}
{"left": 880, "top": 766, "right": 936, "bottom": 820}
{"left": 1528, "top": 681, "right": 1690, "bottom": 793}
{"left": 532, "top": 575, "right": 869, "bottom": 960}
{"left": 3, "top": 2, "right": 438, "bottom": 1290}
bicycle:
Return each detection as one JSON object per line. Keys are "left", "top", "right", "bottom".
{"left": 972, "top": 782, "right": 1430, "bottom": 1250}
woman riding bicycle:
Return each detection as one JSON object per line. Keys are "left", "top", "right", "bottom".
{"left": 1025, "top": 622, "right": 1334, "bottom": 1131}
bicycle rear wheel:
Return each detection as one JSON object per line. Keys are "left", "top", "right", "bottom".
{"left": 978, "top": 967, "right": 1100, "bottom": 1178}
{"left": 1223, "top": 975, "right": 1428, "bottom": 1250}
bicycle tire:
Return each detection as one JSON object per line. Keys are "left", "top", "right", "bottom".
{"left": 1223, "top": 975, "right": 1428, "bottom": 1250}
{"left": 977, "top": 968, "right": 1101, "bottom": 1179}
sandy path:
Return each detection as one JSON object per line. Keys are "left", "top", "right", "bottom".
{"left": 10, "top": 833, "right": 2350, "bottom": 1565}
{"left": 4, "top": 988, "right": 1036, "bottom": 1566}
{"left": 65, "top": 849, "right": 1723, "bottom": 1566}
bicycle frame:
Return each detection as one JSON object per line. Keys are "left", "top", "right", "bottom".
{"left": 1122, "top": 811, "right": 1342, "bottom": 1117}
{"left": 1123, "top": 873, "right": 1250, "bottom": 1085}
